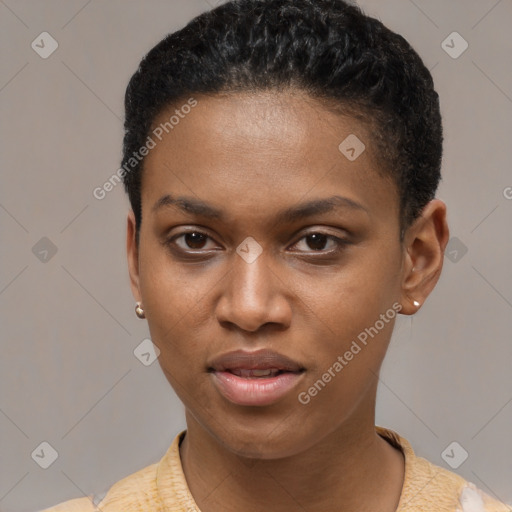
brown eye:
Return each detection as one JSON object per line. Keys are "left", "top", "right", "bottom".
{"left": 169, "top": 231, "right": 217, "bottom": 252}
{"left": 304, "top": 233, "right": 329, "bottom": 251}
{"left": 291, "top": 232, "right": 346, "bottom": 253}
{"left": 182, "top": 232, "right": 208, "bottom": 249}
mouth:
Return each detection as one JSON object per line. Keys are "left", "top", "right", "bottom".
{"left": 210, "top": 369, "right": 305, "bottom": 406}
{"left": 222, "top": 368, "right": 299, "bottom": 378}
{"left": 207, "top": 349, "right": 306, "bottom": 406}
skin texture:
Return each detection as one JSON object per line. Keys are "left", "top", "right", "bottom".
{"left": 127, "top": 90, "right": 449, "bottom": 512}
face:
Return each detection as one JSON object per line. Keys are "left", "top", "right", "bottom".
{"left": 127, "top": 90, "right": 442, "bottom": 459}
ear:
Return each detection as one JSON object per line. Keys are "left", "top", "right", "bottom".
{"left": 399, "top": 199, "right": 450, "bottom": 315}
{"left": 127, "top": 210, "right": 142, "bottom": 303}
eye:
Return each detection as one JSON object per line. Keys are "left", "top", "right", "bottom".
{"left": 290, "top": 232, "right": 348, "bottom": 253}
{"left": 165, "top": 229, "right": 349, "bottom": 256}
{"left": 170, "top": 230, "right": 218, "bottom": 251}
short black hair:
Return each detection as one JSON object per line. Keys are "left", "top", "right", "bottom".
{"left": 121, "top": 0, "right": 443, "bottom": 242}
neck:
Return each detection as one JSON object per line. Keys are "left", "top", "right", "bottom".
{"left": 179, "top": 393, "right": 404, "bottom": 512}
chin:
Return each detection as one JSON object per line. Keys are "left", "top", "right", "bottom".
{"left": 204, "top": 413, "right": 317, "bottom": 460}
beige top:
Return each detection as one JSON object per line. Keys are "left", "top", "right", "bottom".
{"left": 41, "top": 426, "right": 511, "bottom": 512}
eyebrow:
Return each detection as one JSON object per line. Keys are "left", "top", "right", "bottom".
{"left": 152, "top": 194, "right": 369, "bottom": 223}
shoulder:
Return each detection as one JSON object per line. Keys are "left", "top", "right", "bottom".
{"left": 413, "top": 458, "right": 510, "bottom": 512}
{"left": 376, "top": 426, "right": 511, "bottom": 512}
{"left": 456, "top": 482, "right": 512, "bottom": 512}
{"left": 38, "top": 497, "right": 99, "bottom": 512}
{"left": 38, "top": 462, "right": 160, "bottom": 512}
{"left": 38, "top": 430, "right": 187, "bottom": 512}
{"left": 407, "top": 451, "right": 510, "bottom": 511}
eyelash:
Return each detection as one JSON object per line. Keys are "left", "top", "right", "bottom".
{"left": 165, "top": 229, "right": 349, "bottom": 256}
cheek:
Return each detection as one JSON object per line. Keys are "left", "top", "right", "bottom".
{"left": 138, "top": 238, "right": 203, "bottom": 318}
{"left": 137, "top": 240, "right": 222, "bottom": 373}
{"left": 294, "top": 258, "right": 398, "bottom": 392}
{"left": 137, "top": 251, "right": 198, "bottom": 365}
{"left": 294, "top": 314, "right": 394, "bottom": 432}
{"left": 302, "top": 261, "right": 393, "bottom": 341}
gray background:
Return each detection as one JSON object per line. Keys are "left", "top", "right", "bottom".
{"left": 0, "top": 1, "right": 511, "bottom": 511}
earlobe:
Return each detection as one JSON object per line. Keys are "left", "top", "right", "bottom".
{"left": 399, "top": 199, "right": 449, "bottom": 315}
{"left": 126, "top": 210, "right": 142, "bottom": 303}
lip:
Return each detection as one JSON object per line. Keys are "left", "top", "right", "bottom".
{"left": 211, "top": 371, "right": 304, "bottom": 406}
{"left": 208, "top": 349, "right": 305, "bottom": 406}
{"left": 208, "top": 348, "right": 304, "bottom": 372}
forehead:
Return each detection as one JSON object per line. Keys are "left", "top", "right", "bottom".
{"left": 141, "top": 90, "right": 398, "bottom": 226}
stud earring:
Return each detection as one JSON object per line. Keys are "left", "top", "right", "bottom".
{"left": 135, "top": 302, "right": 146, "bottom": 319}
{"left": 413, "top": 300, "right": 420, "bottom": 307}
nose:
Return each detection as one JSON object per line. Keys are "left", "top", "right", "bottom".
{"left": 215, "top": 248, "right": 292, "bottom": 333}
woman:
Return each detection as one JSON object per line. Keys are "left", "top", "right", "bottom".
{"left": 42, "top": 0, "right": 510, "bottom": 510}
